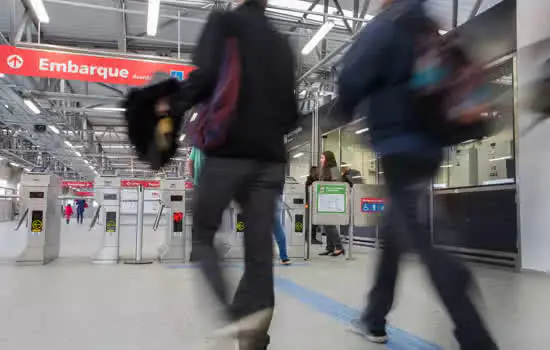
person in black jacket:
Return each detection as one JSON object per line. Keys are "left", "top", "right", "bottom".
{"left": 338, "top": 0, "right": 497, "bottom": 349}
{"left": 157, "top": 1, "right": 299, "bottom": 349}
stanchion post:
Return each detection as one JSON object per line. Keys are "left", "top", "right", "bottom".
{"left": 347, "top": 187, "right": 354, "bottom": 260}
{"left": 135, "top": 184, "right": 144, "bottom": 262}
{"left": 305, "top": 185, "right": 312, "bottom": 261}
{"left": 124, "top": 184, "right": 153, "bottom": 265}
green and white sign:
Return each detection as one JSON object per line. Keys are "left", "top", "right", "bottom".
{"left": 316, "top": 183, "right": 347, "bottom": 214}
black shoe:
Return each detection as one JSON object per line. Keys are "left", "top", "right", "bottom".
{"left": 349, "top": 319, "right": 388, "bottom": 344}
{"left": 329, "top": 249, "right": 345, "bottom": 257}
{"left": 318, "top": 251, "right": 332, "bottom": 256}
{"left": 280, "top": 259, "right": 291, "bottom": 265}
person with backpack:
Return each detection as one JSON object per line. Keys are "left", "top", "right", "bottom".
{"left": 337, "top": 0, "right": 498, "bottom": 349}
{"left": 154, "top": 0, "right": 299, "bottom": 348}
{"left": 75, "top": 199, "right": 87, "bottom": 224}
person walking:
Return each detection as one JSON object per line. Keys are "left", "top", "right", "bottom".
{"left": 64, "top": 204, "right": 73, "bottom": 224}
{"left": 188, "top": 146, "right": 205, "bottom": 262}
{"left": 155, "top": 0, "right": 299, "bottom": 348}
{"left": 273, "top": 194, "right": 291, "bottom": 265}
{"left": 317, "top": 151, "right": 345, "bottom": 257}
{"left": 337, "top": 0, "right": 498, "bottom": 349}
{"left": 75, "top": 199, "right": 86, "bottom": 224}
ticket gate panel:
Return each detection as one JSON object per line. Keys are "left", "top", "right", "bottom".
{"left": 17, "top": 173, "right": 62, "bottom": 265}
{"left": 92, "top": 176, "right": 121, "bottom": 264}
{"left": 158, "top": 179, "right": 187, "bottom": 263}
{"left": 282, "top": 182, "right": 306, "bottom": 259}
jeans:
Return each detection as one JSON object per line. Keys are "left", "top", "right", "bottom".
{"left": 192, "top": 157, "right": 285, "bottom": 332}
{"left": 272, "top": 197, "right": 289, "bottom": 261}
{"left": 362, "top": 153, "right": 497, "bottom": 350}
{"left": 77, "top": 211, "right": 84, "bottom": 224}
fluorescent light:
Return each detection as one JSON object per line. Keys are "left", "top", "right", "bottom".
{"left": 93, "top": 107, "right": 126, "bottom": 112}
{"left": 102, "top": 144, "right": 130, "bottom": 149}
{"left": 301, "top": 21, "right": 335, "bottom": 55}
{"left": 190, "top": 112, "right": 198, "bottom": 122}
{"left": 64, "top": 140, "right": 74, "bottom": 148}
{"left": 24, "top": 168, "right": 31, "bottom": 172}
{"left": 355, "top": 128, "right": 369, "bottom": 134}
{"left": 74, "top": 151, "right": 82, "bottom": 157}
{"left": 3, "top": 104, "right": 8, "bottom": 109}
{"left": 9, "top": 162, "right": 22, "bottom": 168}
{"left": 147, "top": 0, "right": 161, "bottom": 36}
{"left": 292, "top": 152, "right": 304, "bottom": 159}
{"left": 489, "top": 156, "right": 513, "bottom": 162}
{"left": 23, "top": 99, "right": 41, "bottom": 114}
{"left": 83, "top": 160, "right": 89, "bottom": 164}
{"left": 439, "top": 30, "right": 448, "bottom": 35}
{"left": 29, "top": 0, "right": 50, "bottom": 23}
{"left": 48, "top": 125, "right": 60, "bottom": 134}
{"left": 440, "top": 164, "right": 454, "bottom": 168}
{"left": 179, "top": 134, "right": 186, "bottom": 142}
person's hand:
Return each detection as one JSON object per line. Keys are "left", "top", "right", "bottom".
{"left": 155, "top": 98, "right": 170, "bottom": 116}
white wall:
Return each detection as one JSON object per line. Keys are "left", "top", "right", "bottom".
{"left": 517, "top": 0, "right": 550, "bottom": 272}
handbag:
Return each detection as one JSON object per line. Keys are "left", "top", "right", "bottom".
{"left": 189, "top": 38, "right": 242, "bottom": 151}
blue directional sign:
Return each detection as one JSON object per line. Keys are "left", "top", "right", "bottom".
{"left": 361, "top": 198, "right": 385, "bottom": 213}
{"left": 170, "top": 70, "right": 185, "bottom": 81}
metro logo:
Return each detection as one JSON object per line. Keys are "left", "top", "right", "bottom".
{"left": 0, "top": 45, "right": 195, "bottom": 86}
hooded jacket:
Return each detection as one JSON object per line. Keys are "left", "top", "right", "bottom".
{"left": 338, "top": 0, "right": 440, "bottom": 158}
{"left": 170, "top": 1, "right": 300, "bottom": 163}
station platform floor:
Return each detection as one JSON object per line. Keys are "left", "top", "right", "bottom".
{"left": 0, "top": 220, "right": 549, "bottom": 349}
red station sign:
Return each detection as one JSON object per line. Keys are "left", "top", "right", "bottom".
{"left": 120, "top": 180, "right": 160, "bottom": 188}
{"left": 62, "top": 181, "right": 94, "bottom": 188}
{"left": 0, "top": 45, "right": 195, "bottom": 86}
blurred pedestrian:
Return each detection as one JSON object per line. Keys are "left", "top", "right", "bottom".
{"left": 338, "top": 0, "right": 497, "bottom": 349}
{"left": 64, "top": 204, "right": 73, "bottom": 224}
{"left": 154, "top": 0, "right": 300, "bottom": 348}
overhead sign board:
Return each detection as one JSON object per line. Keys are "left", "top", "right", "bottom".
{"left": 62, "top": 181, "right": 94, "bottom": 188}
{"left": 120, "top": 180, "right": 160, "bottom": 188}
{"left": 0, "top": 45, "right": 194, "bottom": 86}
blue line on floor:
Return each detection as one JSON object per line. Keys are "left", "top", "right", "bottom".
{"left": 274, "top": 276, "right": 442, "bottom": 350}
{"left": 167, "top": 262, "right": 441, "bottom": 349}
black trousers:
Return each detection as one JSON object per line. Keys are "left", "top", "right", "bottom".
{"left": 192, "top": 157, "right": 284, "bottom": 326}
{"left": 325, "top": 225, "right": 343, "bottom": 251}
{"left": 77, "top": 212, "right": 84, "bottom": 224}
{"left": 363, "top": 153, "right": 497, "bottom": 350}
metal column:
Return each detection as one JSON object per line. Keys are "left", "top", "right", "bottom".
{"left": 124, "top": 185, "right": 153, "bottom": 265}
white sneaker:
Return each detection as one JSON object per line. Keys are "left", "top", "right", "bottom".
{"left": 213, "top": 308, "right": 273, "bottom": 338}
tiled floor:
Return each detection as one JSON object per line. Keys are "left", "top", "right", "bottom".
{"left": 0, "top": 220, "right": 549, "bottom": 349}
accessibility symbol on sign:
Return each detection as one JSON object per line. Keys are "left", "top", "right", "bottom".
{"left": 7, "top": 55, "right": 24, "bottom": 69}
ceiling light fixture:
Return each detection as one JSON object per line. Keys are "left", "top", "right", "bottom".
{"left": 28, "top": 0, "right": 50, "bottom": 23}
{"left": 48, "top": 125, "right": 60, "bottom": 134}
{"left": 355, "top": 128, "right": 369, "bottom": 134}
{"left": 64, "top": 140, "right": 74, "bottom": 148}
{"left": 23, "top": 99, "right": 41, "bottom": 114}
{"left": 190, "top": 112, "right": 198, "bottom": 122}
{"left": 179, "top": 134, "right": 186, "bottom": 142}
{"left": 93, "top": 107, "right": 126, "bottom": 112}
{"left": 147, "top": 0, "right": 161, "bottom": 36}
{"left": 301, "top": 21, "right": 335, "bottom": 55}
{"left": 293, "top": 152, "right": 304, "bottom": 158}
{"left": 489, "top": 156, "right": 513, "bottom": 162}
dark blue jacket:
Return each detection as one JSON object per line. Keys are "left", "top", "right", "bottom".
{"left": 75, "top": 200, "right": 86, "bottom": 214}
{"left": 338, "top": 0, "right": 440, "bottom": 158}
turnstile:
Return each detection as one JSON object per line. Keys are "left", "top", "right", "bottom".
{"left": 157, "top": 179, "right": 187, "bottom": 263}
{"left": 282, "top": 179, "right": 306, "bottom": 258}
{"left": 16, "top": 173, "right": 62, "bottom": 265}
{"left": 91, "top": 176, "right": 121, "bottom": 264}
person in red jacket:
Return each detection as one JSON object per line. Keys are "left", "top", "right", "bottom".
{"left": 64, "top": 204, "right": 73, "bottom": 224}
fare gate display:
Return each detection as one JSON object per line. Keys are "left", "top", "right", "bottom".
{"left": 92, "top": 176, "right": 122, "bottom": 264}
{"left": 16, "top": 173, "right": 62, "bottom": 265}
{"left": 157, "top": 179, "right": 187, "bottom": 263}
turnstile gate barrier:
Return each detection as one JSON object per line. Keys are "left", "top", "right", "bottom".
{"left": 91, "top": 176, "right": 121, "bottom": 264}
{"left": 156, "top": 178, "right": 187, "bottom": 263}
{"left": 16, "top": 173, "right": 62, "bottom": 265}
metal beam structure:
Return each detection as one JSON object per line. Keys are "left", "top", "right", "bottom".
{"left": 469, "top": 0, "right": 485, "bottom": 20}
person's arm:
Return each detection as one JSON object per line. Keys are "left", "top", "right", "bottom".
{"left": 337, "top": 20, "right": 393, "bottom": 120}
{"left": 168, "top": 11, "right": 228, "bottom": 110}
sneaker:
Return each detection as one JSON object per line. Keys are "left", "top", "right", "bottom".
{"left": 214, "top": 308, "right": 273, "bottom": 338}
{"left": 349, "top": 319, "right": 388, "bottom": 344}
{"left": 280, "top": 259, "right": 291, "bottom": 265}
